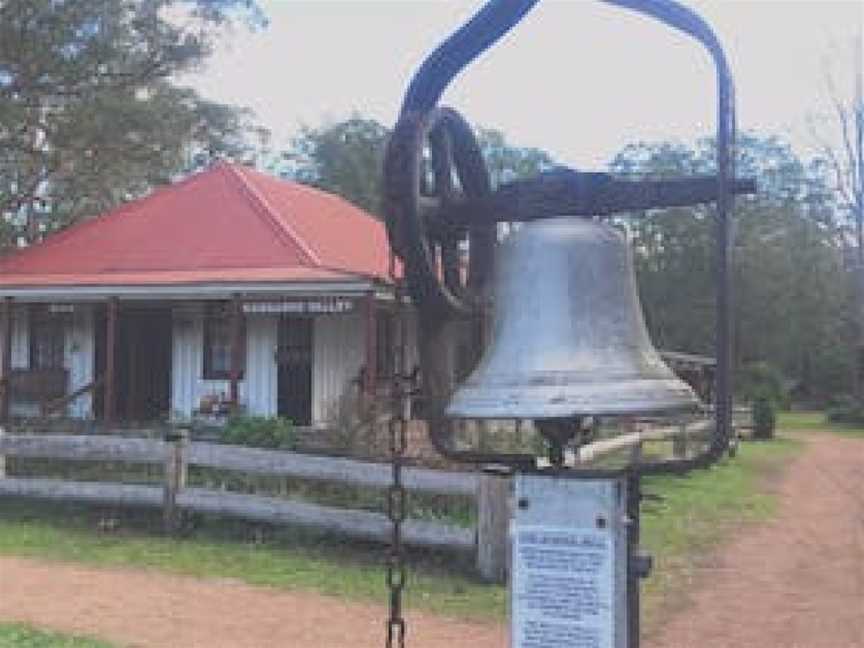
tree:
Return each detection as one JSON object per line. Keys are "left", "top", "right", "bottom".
{"left": 281, "top": 115, "right": 389, "bottom": 215}
{"left": 0, "top": 0, "right": 267, "bottom": 245}
{"left": 280, "top": 116, "right": 558, "bottom": 217}
{"left": 610, "top": 133, "right": 850, "bottom": 402}
{"left": 815, "top": 33, "right": 863, "bottom": 253}
{"left": 474, "top": 126, "right": 555, "bottom": 187}
{"left": 811, "top": 32, "right": 864, "bottom": 399}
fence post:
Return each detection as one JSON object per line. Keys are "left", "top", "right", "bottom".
{"left": 0, "top": 426, "right": 5, "bottom": 479}
{"left": 476, "top": 469, "right": 511, "bottom": 583}
{"left": 630, "top": 430, "right": 644, "bottom": 464}
{"left": 623, "top": 417, "right": 642, "bottom": 464}
{"left": 163, "top": 426, "right": 189, "bottom": 534}
{"left": 673, "top": 419, "right": 688, "bottom": 458}
{"left": 624, "top": 419, "right": 645, "bottom": 466}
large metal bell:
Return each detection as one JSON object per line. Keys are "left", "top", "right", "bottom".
{"left": 446, "top": 217, "right": 698, "bottom": 420}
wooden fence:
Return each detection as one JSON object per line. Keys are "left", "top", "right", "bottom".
{"left": 0, "top": 428, "right": 515, "bottom": 576}
{"left": 0, "top": 420, "right": 712, "bottom": 581}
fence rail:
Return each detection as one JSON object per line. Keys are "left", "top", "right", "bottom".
{"left": 0, "top": 477, "right": 163, "bottom": 508}
{"left": 178, "top": 487, "right": 474, "bottom": 551}
{"left": 0, "top": 433, "right": 478, "bottom": 496}
{"left": 0, "top": 477, "right": 474, "bottom": 552}
{"left": 187, "top": 442, "right": 478, "bottom": 496}
{"left": 0, "top": 434, "right": 165, "bottom": 464}
{"left": 576, "top": 419, "right": 714, "bottom": 463}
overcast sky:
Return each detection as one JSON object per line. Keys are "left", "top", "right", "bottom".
{"left": 185, "top": 0, "right": 863, "bottom": 169}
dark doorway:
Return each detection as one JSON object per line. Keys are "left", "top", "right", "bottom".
{"left": 277, "top": 316, "right": 313, "bottom": 426}
{"left": 94, "top": 304, "right": 172, "bottom": 422}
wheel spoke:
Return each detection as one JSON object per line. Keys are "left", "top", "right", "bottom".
{"left": 441, "top": 238, "right": 463, "bottom": 296}
{"left": 429, "top": 123, "right": 456, "bottom": 202}
{"left": 419, "top": 194, "right": 465, "bottom": 243}
{"left": 418, "top": 195, "right": 443, "bottom": 238}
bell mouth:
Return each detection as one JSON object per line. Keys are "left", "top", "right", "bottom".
{"left": 445, "top": 376, "right": 699, "bottom": 420}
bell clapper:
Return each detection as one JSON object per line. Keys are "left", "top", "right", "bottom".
{"left": 536, "top": 417, "right": 583, "bottom": 468}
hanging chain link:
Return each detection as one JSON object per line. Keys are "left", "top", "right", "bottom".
{"left": 386, "top": 282, "right": 409, "bottom": 648}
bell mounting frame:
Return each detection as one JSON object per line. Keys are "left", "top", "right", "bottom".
{"left": 383, "top": 0, "right": 745, "bottom": 478}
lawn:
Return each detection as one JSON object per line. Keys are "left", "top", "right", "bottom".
{"left": 778, "top": 410, "right": 864, "bottom": 437}
{"left": 0, "top": 497, "right": 503, "bottom": 621}
{"left": 0, "top": 624, "right": 115, "bottom": 648}
{"left": 0, "top": 424, "right": 803, "bottom": 633}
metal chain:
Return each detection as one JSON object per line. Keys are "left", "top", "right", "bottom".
{"left": 386, "top": 282, "right": 409, "bottom": 648}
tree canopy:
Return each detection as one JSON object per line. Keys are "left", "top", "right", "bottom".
{"left": 611, "top": 134, "right": 851, "bottom": 400}
{"left": 280, "top": 115, "right": 557, "bottom": 217}
{"left": 811, "top": 35, "right": 863, "bottom": 401}
{"left": 282, "top": 116, "right": 389, "bottom": 215}
{"left": 0, "top": 0, "right": 267, "bottom": 244}
{"left": 474, "top": 126, "right": 555, "bottom": 187}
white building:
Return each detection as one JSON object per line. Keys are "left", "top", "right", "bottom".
{"left": 0, "top": 163, "right": 414, "bottom": 428}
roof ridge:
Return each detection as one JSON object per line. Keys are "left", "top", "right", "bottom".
{"left": 219, "top": 163, "right": 322, "bottom": 267}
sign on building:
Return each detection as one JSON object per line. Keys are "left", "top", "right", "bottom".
{"left": 242, "top": 298, "right": 355, "bottom": 315}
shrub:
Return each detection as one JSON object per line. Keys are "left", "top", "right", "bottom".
{"left": 752, "top": 396, "right": 776, "bottom": 440}
{"left": 220, "top": 416, "right": 296, "bottom": 450}
{"left": 737, "top": 362, "right": 788, "bottom": 409}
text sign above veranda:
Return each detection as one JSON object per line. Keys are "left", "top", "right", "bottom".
{"left": 242, "top": 299, "right": 355, "bottom": 315}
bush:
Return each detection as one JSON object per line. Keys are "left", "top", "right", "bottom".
{"left": 752, "top": 396, "right": 776, "bottom": 440}
{"left": 737, "top": 362, "right": 788, "bottom": 409}
{"left": 220, "top": 416, "right": 296, "bottom": 450}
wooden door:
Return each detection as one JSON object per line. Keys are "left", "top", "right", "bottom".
{"left": 114, "top": 307, "right": 172, "bottom": 422}
{"left": 277, "top": 317, "right": 313, "bottom": 426}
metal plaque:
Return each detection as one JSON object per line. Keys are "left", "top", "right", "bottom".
{"left": 511, "top": 475, "right": 629, "bottom": 648}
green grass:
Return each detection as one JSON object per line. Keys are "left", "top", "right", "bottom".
{"left": 778, "top": 410, "right": 830, "bottom": 430}
{"left": 0, "top": 500, "right": 503, "bottom": 621}
{"left": 0, "top": 432, "right": 805, "bottom": 627}
{"left": 778, "top": 410, "right": 864, "bottom": 438}
{"left": 0, "top": 624, "right": 116, "bottom": 648}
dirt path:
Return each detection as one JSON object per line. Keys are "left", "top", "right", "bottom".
{"left": 0, "top": 556, "right": 506, "bottom": 647}
{"left": 1, "top": 432, "right": 861, "bottom": 647}
{"left": 647, "top": 432, "right": 864, "bottom": 648}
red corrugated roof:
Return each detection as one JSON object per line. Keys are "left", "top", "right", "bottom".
{"left": 0, "top": 162, "right": 394, "bottom": 289}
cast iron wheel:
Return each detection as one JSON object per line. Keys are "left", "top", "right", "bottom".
{"left": 384, "top": 106, "right": 495, "bottom": 318}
